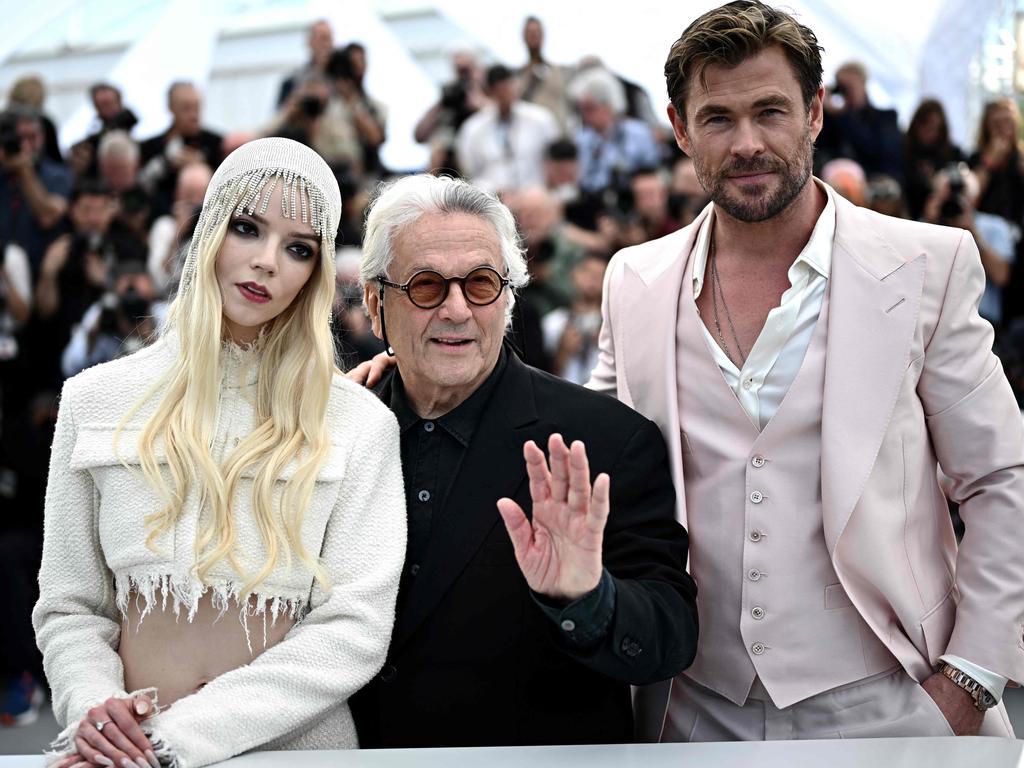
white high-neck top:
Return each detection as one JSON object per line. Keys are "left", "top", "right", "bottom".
{"left": 33, "top": 336, "right": 407, "bottom": 767}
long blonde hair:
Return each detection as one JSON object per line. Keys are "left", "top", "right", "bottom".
{"left": 118, "top": 142, "right": 341, "bottom": 594}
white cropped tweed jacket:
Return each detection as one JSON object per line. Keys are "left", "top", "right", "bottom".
{"left": 33, "top": 337, "right": 407, "bottom": 767}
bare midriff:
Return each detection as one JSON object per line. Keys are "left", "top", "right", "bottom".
{"left": 118, "top": 589, "right": 296, "bottom": 707}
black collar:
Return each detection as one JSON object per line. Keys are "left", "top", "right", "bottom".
{"left": 388, "top": 346, "right": 509, "bottom": 447}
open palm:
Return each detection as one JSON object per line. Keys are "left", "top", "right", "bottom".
{"left": 497, "top": 433, "right": 610, "bottom": 601}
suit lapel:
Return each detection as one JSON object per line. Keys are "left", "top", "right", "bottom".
{"left": 821, "top": 198, "right": 926, "bottom": 554}
{"left": 390, "top": 354, "right": 547, "bottom": 651}
{"left": 619, "top": 209, "right": 708, "bottom": 529}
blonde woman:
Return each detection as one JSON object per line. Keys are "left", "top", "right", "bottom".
{"left": 34, "top": 137, "right": 406, "bottom": 768}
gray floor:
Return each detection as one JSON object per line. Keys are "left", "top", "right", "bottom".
{"left": 2, "top": 688, "right": 1023, "bottom": 755}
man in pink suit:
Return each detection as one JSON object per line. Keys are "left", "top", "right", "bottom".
{"left": 590, "top": 0, "right": 1024, "bottom": 740}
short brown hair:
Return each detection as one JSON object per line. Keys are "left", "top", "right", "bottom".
{"left": 665, "top": 0, "right": 822, "bottom": 122}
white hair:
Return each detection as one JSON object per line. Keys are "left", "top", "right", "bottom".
{"left": 360, "top": 174, "right": 529, "bottom": 323}
{"left": 568, "top": 67, "right": 627, "bottom": 116}
{"left": 97, "top": 129, "right": 140, "bottom": 163}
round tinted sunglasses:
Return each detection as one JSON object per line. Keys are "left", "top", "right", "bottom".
{"left": 376, "top": 266, "right": 510, "bottom": 309}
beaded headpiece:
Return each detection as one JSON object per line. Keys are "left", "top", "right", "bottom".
{"left": 178, "top": 137, "right": 342, "bottom": 298}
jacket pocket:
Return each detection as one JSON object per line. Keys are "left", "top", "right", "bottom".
{"left": 69, "top": 427, "right": 176, "bottom": 563}
{"left": 919, "top": 586, "right": 956, "bottom": 664}
{"left": 824, "top": 582, "right": 854, "bottom": 610}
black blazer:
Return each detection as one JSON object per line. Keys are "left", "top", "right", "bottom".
{"left": 350, "top": 353, "right": 698, "bottom": 747}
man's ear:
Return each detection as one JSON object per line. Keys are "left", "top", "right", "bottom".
{"left": 667, "top": 103, "right": 691, "bottom": 156}
{"left": 808, "top": 85, "right": 825, "bottom": 142}
{"left": 363, "top": 284, "right": 383, "bottom": 341}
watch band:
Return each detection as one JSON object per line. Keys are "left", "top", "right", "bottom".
{"left": 938, "top": 661, "right": 998, "bottom": 711}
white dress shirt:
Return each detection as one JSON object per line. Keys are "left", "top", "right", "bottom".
{"left": 455, "top": 101, "right": 559, "bottom": 193}
{"left": 691, "top": 181, "right": 1006, "bottom": 701}
{"left": 692, "top": 184, "right": 834, "bottom": 431}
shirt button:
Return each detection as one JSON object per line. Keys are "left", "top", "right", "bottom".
{"left": 233, "top": 437, "right": 240, "bottom": 446}
{"left": 750, "top": 491, "right": 764, "bottom": 504}
{"left": 409, "top": 564, "right": 420, "bottom": 576}
{"left": 749, "top": 530, "right": 763, "bottom": 542}
{"left": 417, "top": 489, "right": 431, "bottom": 502}
{"left": 560, "top": 619, "right": 576, "bottom": 632}
{"left": 751, "top": 455, "right": 766, "bottom": 468}
{"left": 748, "top": 569, "right": 762, "bottom": 582}
{"left": 751, "top": 642, "right": 766, "bottom": 655}
{"left": 751, "top": 606, "right": 765, "bottom": 620}
{"left": 423, "top": 421, "right": 435, "bottom": 432}
{"left": 742, "top": 378, "right": 753, "bottom": 390}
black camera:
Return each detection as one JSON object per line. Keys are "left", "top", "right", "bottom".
{"left": 326, "top": 49, "right": 355, "bottom": 82}
{"left": 940, "top": 162, "right": 969, "bottom": 220}
{"left": 0, "top": 114, "right": 21, "bottom": 158}
{"left": 441, "top": 81, "right": 468, "bottom": 112}
{"left": 299, "top": 94, "right": 325, "bottom": 119}
{"left": 98, "top": 286, "right": 150, "bottom": 337}
{"left": 70, "top": 232, "right": 108, "bottom": 259}
{"left": 103, "top": 108, "right": 138, "bottom": 133}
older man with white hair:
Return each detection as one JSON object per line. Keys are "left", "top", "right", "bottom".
{"left": 348, "top": 173, "right": 698, "bottom": 748}
{"left": 571, "top": 67, "right": 661, "bottom": 194}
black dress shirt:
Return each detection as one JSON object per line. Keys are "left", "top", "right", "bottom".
{"left": 389, "top": 345, "right": 614, "bottom": 645}
{"left": 390, "top": 348, "right": 508, "bottom": 584}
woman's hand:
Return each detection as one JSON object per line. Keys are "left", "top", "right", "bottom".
{"left": 64, "top": 694, "right": 158, "bottom": 768}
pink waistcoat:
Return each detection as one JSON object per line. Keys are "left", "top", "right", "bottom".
{"left": 675, "top": 255, "right": 895, "bottom": 708}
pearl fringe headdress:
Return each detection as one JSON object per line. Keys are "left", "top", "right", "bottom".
{"left": 178, "top": 137, "right": 342, "bottom": 298}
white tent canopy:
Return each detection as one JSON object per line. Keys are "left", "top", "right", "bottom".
{"left": 0, "top": 0, "right": 1012, "bottom": 170}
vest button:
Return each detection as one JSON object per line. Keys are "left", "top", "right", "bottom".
{"left": 749, "top": 530, "right": 763, "bottom": 542}
{"left": 750, "top": 491, "right": 764, "bottom": 504}
{"left": 751, "top": 455, "right": 766, "bottom": 468}
{"left": 751, "top": 606, "right": 765, "bottom": 620}
{"left": 379, "top": 664, "right": 397, "bottom": 682}
{"left": 747, "top": 568, "right": 762, "bottom": 581}
{"left": 751, "top": 642, "right": 766, "bottom": 655}
{"left": 418, "top": 489, "right": 431, "bottom": 502}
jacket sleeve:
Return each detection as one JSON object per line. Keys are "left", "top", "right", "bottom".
{"left": 144, "top": 405, "right": 407, "bottom": 768}
{"left": 547, "top": 418, "right": 698, "bottom": 685}
{"left": 32, "top": 378, "right": 132, "bottom": 731}
{"left": 919, "top": 229, "right": 1024, "bottom": 683}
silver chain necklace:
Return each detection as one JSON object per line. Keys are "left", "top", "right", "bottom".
{"left": 708, "top": 232, "right": 747, "bottom": 367}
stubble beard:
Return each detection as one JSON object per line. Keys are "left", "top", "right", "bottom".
{"left": 694, "top": 127, "right": 814, "bottom": 223}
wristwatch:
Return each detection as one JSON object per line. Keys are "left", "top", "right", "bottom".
{"left": 937, "top": 661, "right": 998, "bottom": 711}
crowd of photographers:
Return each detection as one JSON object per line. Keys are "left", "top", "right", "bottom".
{"left": 2, "top": 13, "right": 1024, "bottom": 726}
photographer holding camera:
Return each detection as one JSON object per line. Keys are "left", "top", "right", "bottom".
{"left": 541, "top": 252, "right": 608, "bottom": 384}
{"left": 61, "top": 262, "right": 159, "bottom": 378}
{"left": 413, "top": 46, "right": 487, "bottom": 174}
{"left": 35, "top": 182, "right": 144, "bottom": 360}
{"left": 68, "top": 83, "right": 139, "bottom": 180}
{"left": 139, "top": 82, "right": 223, "bottom": 218}
{"left": 0, "top": 107, "right": 72, "bottom": 274}
{"left": 818, "top": 61, "right": 904, "bottom": 182}
{"left": 319, "top": 47, "right": 386, "bottom": 180}
{"left": 923, "top": 162, "right": 1017, "bottom": 328}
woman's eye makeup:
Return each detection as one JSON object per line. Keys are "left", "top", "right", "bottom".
{"left": 229, "top": 215, "right": 317, "bottom": 259}
{"left": 288, "top": 242, "right": 316, "bottom": 260}
{"left": 230, "top": 217, "right": 258, "bottom": 236}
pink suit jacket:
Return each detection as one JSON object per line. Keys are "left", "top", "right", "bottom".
{"left": 589, "top": 191, "right": 1024, "bottom": 737}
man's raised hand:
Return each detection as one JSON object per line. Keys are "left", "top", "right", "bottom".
{"left": 497, "top": 434, "right": 610, "bottom": 601}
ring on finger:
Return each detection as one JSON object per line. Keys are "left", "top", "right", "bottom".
{"left": 94, "top": 719, "right": 112, "bottom": 732}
